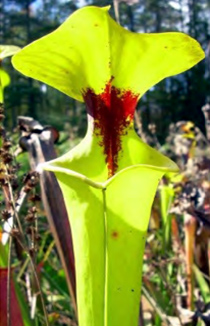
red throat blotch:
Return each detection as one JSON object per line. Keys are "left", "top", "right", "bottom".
{"left": 83, "top": 79, "right": 139, "bottom": 177}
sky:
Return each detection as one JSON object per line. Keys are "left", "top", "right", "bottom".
{"left": 32, "top": 0, "right": 86, "bottom": 12}
{"left": 169, "top": 0, "right": 188, "bottom": 11}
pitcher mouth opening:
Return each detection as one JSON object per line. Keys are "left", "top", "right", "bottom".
{"left": 37, "top": 161, "right": 179, "bottom": 190}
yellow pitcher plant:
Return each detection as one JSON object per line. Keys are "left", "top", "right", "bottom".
{"left": 12, "top": 6, "right": 204, "bottom": 326}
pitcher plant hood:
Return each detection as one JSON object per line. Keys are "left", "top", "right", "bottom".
{"left": 12, "top": 5, "right": 204, "bottom": 179}
{"left": 12, "top": 6, "right": 204, "bottom": 326}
